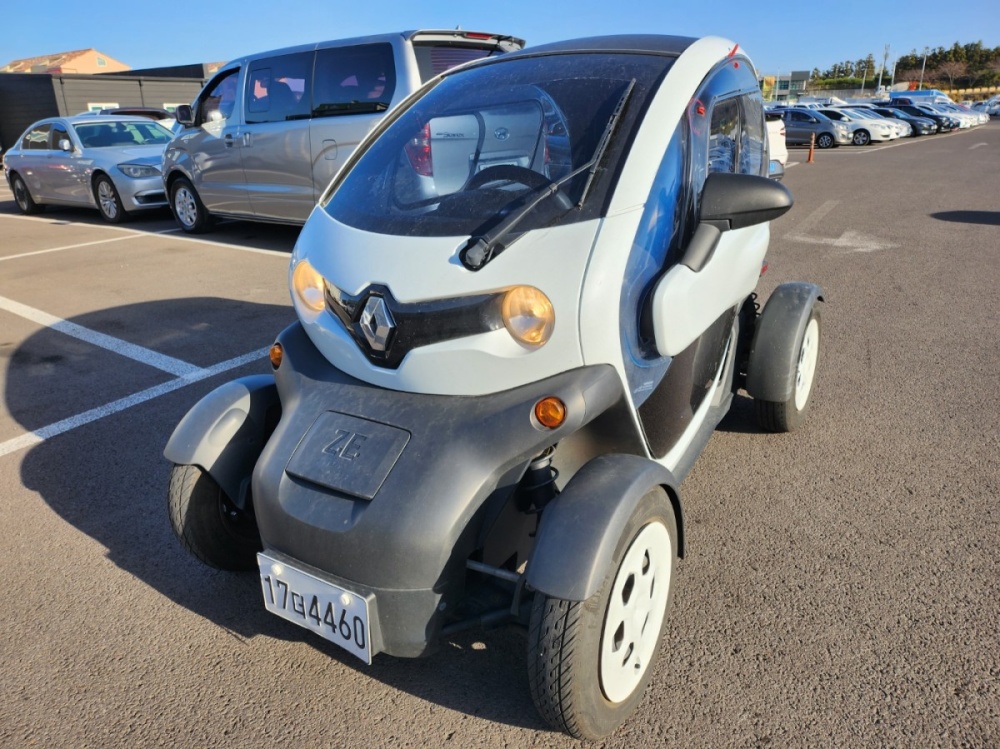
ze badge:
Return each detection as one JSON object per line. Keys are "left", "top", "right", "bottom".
{"left": 323, "top": 429, "right": 367, "bottom": 461}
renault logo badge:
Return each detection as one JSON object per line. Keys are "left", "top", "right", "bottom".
{"left": 359, "top": 296, "right": 394, "bottom": 352}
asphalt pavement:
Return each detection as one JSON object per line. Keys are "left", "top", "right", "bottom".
{"left": 0, "top": 121, "right": 997, "bottom": 748}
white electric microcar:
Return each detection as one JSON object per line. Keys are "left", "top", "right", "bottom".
{"left": 166, "top": 34, "right": 823, "bottom": 740}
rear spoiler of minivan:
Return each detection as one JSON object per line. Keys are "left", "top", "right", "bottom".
{"left": 406, "top": 30, "right": 526, "bottom": 53}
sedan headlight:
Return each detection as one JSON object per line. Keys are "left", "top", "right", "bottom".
{"left": 502, "top": 286, "right": 554, "bottom": 346}
{"left": 117, "top": 163, "right": 161, "bottom": 178}
{"left": 836, "top": 124, "right": 849, "bottom": 133}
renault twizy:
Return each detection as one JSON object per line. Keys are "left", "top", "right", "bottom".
{"left": 166, "top": 34, "right": 823, "bottom": 740}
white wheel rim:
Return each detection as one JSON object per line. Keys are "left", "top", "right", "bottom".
{"left": 175, "top": 187, "right": 198, "bottom": 227}
{"left": 98, "top": 180, "right": 118, "bottom": 219}
{"left": 599, "top": 521, "right": 672, "bottom": 703}
{"left": 794, "top": 318, "right": 820, "bottom": 411}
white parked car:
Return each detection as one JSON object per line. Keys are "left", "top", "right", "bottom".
{"left": 820, "top": 108, "right": 896, "bottom": 145}
{"left": 766, "top": 112, "right": 787, "bottom": 179}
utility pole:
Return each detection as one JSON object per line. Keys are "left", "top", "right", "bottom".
{"left": 859, "top": 65, "right": 868, "bottom": 96}
{"left": 919, "top": 47, "right": 930, "bottom": 90}
{"left": 877, "top": 44, "right": 890, "bottom": 92}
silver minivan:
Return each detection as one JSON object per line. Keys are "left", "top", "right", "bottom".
{"left": 162, "top": 30, "right": 524, "bottom": 232}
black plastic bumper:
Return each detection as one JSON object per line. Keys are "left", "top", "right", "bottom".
{"left": 252, "top": 323, "right": 622, "bottom": 657}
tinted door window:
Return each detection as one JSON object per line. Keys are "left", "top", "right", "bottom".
{"left": 312, "top": 43, "right": 397, "bottom": 117}
{"left": 246, "top": 52, "right": 313, "bottom": 124}
{"left": 22, "top": 124, "right": 52, "bottom": 150}
{"left": 199, "top": 69, "right": 239, "bottom": 123}
{"left": 49, "top": 123, "right": 70, "bottom": 149}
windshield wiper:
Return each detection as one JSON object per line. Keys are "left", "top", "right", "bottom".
{"left": 460, "top": 79, "right": 637, "bottom": 271}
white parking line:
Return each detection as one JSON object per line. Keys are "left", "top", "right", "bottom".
{"left": 0, "top": 347, "right": 268, "bottom": 458}
{"left": 0, "top": 212, "right": 289, "bottom": 258}
{"left": 0, "top": 233, "right": 144, "bottom": 262}
{"left": 0, "top": 295, "right": 202, "bottom": 377}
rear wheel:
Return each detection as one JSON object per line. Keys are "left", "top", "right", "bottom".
{"left": 170, "top": 177, "right": 213, "bottom": 233}
{"left": 816, "top": 133, "right": 835, "bottom": 149}
{"left": 10, "top": 173, "right": 42, "bottom": 215}
{"left": 168, "top": 464, "right": 261, "bottom": 570}
{"left": 527, "top": 488, "right": 677, "bottom": 740}
{"left": 754, "top": 308, "right": 821, "bottom": 432}
{"left": 94, "top": 174, "right": 129, "bottom": 223}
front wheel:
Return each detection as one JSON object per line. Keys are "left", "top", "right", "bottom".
{"left": 170, "top": 177, "right": 213, "bottom": 233}
{"left": 852, "top": 130, "right": 871, "bottom": 146}
{"left": 94, "top": 174, "right": 129, "bottom": 223}
{"left": 816, "top": 133, "right": 835, "bottom": 149}
{"left": 527, "top": 488, "right": 677, "bottom": 740}
{"left": 168, "top": 464, "right": 261, "bottom": 570}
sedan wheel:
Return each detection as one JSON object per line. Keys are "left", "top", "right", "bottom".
{"left": 11, "top": 173, "right": 42, "bottom": 215}
{"left": 94, "top": 174, "right": 129, "bottom": 223}
{"left": 852, "top": 130, "right": 871, "bottom": 146}
{"left": 816, "top": 133, "right": 834, "bottom": 149}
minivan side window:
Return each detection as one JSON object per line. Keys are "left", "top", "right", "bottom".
{"left": 312, "top": 44, "right": 397, "bottom": 117}
{"left": 246, "top": 52, "right": 313, "bottom": 124}
{"left": 199, "top": 69, "right": 239, "bottom": 124}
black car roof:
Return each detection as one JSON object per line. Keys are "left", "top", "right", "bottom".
{"left": 503, "top": 34, "right": 698, "bottom": 59}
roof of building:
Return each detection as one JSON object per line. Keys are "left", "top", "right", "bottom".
{"left": 1, "top": 48, "right": 129, "bottom": 73}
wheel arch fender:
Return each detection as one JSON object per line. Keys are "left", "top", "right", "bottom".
{"left": 525, "top": 454, "right": 683, "bottom": 602}
{"left": 746, "top": 282, "right": 824, "bottom": 403}
{"left": 163, "top": 374, "right": 279, "bottom": 508}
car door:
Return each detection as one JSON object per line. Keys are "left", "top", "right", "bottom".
{"left": 44, "top": 122, "right": 89, "bottom": 204}
{"left": 308, "top": 43, "right": 399, "bottom": 210}
{"left": 186, "top": 68, "right": 252, "bottom": 216}
{"left": 15, "top": 123, "right": 53, "bottom": 200}
{"left": 782, "top": 111, "right": 805, "bottom": 144}
{"left": 241, "top": 50, "right": 315, "bottom": 222}
{"left": 640, "top": 66, "right": 770, "bottom": 459}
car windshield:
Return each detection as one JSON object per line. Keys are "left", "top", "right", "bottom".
{"left": 73, "top": 120, "right": 174, "bottom": 148}
{"left": 323, "top": 52, "right": 673, "bottom": 238}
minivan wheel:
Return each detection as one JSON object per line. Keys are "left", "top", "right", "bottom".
{"left": 170, "top": 177, "right": 213, "bottom": 233}
{"left": 10, "top": 173, "right": 42, "bottom": 215}
{"left": 816, "top": 133, "right": 834, "bottom": 149}
{"left": 852, "top": 130, "right": 871, "bottom": 146}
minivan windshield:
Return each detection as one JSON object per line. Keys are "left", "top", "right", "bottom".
{"left": 323, "top": 52, "right": 673, "bottom": 238}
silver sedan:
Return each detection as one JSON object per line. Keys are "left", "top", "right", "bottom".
{"left": 2, "top": 114, "right": 173, "bottom": 223}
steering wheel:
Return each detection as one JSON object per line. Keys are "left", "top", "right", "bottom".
{"left": 465, "top": 164, "right": 572, "bottom": 210}
{"left": 466, "top": 164, "right": 552, "bottom": 191}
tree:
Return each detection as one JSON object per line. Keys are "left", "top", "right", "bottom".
{"left": 936, "top": 61, "right": 968, "bottom": 89}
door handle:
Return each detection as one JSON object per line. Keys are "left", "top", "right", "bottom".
{"left": 224, "top": 134, "right": 234, "bottom": 148}
{"left": 242, "top": 132, "right": 252, "bottom": 148}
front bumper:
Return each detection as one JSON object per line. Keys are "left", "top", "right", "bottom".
{"left": 252, "top": 323, "right": 622, "bottom": 657}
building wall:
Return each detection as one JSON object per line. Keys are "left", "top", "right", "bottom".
{"left": 0, "top": 73, "right": 206, "bottom": 148}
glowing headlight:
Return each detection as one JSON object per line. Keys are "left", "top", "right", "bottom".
{"left": 117, "top": 163, "right": 160, "bottom": 178}
{"left": 502, "top": 286, "right": 554, "bottom": 346}
{"left": 292, "top": 259, "right": 326, "bottom": 312}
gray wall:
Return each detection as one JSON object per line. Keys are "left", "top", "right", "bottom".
{"left": 1, "top": 73, "right": 206, "bottom": 149}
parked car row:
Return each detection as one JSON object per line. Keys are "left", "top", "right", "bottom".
{"left": 764, "top": 97, "right": 989, "bottom": 150}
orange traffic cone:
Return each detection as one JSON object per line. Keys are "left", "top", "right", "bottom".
{"left": 807, "top": 133, "right": 815, "bottom": 164}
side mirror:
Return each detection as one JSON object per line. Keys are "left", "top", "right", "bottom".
{"left": 681, "top": 172, "right": 793, "bottom": 272}
{"left": 58, "top": 138, "right": 73, "bottom": 152}
{"left": 174, "top": 104, "right": 195, "bottom": 127}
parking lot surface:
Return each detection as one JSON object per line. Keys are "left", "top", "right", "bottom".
{"left": 1, "top": 122, "right": 997, "bottom": 748}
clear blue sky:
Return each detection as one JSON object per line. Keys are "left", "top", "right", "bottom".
{"left": 2, "top": 0, "right": 997, "bottom": 76}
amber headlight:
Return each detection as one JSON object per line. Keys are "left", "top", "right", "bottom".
{"left": 292, "top": 259, "right": 326, "bottom": 312}
{"left": 502, "top": 286, "right": 554, "bottom": 346}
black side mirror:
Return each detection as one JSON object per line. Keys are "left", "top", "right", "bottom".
{"left": 175, "top": 104, "right": 195, "bottom": 127}
{"left": 681, "top": 172, "right": 793, "bottom": 271}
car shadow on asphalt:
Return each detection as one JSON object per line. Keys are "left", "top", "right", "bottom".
{"left": 930, "top": 210, "right": 1000, "bottom": 226}
{"left": 6, "top": 298, "right": 549, "bottom": 733}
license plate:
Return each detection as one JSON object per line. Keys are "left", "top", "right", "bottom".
{"left": 258, "top": 552, "right": 372, "bottom": 664}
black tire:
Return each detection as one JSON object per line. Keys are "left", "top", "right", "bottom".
{"left": 816, "top": 132, "right": 835, "bottom": 149}
{"left": 852, "top": 129, "right": 871, "bottom": 146}
{"left": 10, "top": 173, "right": 42, "bottom": 215}
{"left": 94, "top": 174, "right": 129, "bottom": 223}
{"left": 168, "top": 464, "right": 261, "bottom": 570}
{"left": 754, "top": 306, "right": 821, "bottom": 432}
{"left": 169, "top": 177, "right": 213, "bottom": 233}
{"left": 527, "top": 488, "right": 678, "bottom": 740}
